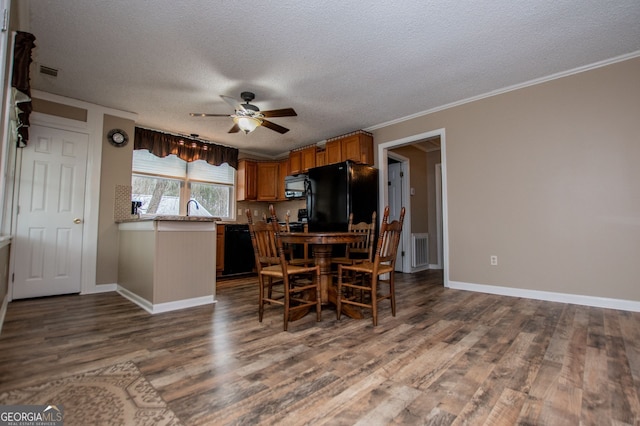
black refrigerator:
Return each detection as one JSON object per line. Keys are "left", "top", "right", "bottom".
{"left": 306, "top": 161, "right": 378, "bottom": 232}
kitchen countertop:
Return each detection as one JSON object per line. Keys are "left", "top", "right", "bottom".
{"left": 116, "top": 215, "right": 220, "bottom": 223}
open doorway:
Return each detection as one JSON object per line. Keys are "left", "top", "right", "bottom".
{"left": 377, "top": 129, "right": 448, "bottom": 286}
{"left": 387, "top": 153, "right": 408, "bottom": 272}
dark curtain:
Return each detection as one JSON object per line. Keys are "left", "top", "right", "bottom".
{"left": 12, "top": 31, "right": 36, "bottom": 147}
{"left": 134, "top": 127, "right": 239, "bottom": 170}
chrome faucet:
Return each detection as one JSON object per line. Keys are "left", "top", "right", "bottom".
{"left": 186, "top": 199, "right": 199, "bottom": 216}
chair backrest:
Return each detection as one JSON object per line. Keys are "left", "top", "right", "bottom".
{"left": 247, "top": 205, "right": 289, "bottom": 270}
{"left": 372, "top": 206, "right": 405, "bottom": 269}
{"left": 247, "top": 209, "right": 278, "bottom": 269}
{"left": 346, "top": 211, "right": 377, "bottom": 261}
{"left": 281, "top": 212, "right": 291, "bottom": 232}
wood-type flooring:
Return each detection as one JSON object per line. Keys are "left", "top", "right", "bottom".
{"left": 1, "top": 270, "right": 639, "bottom": 425}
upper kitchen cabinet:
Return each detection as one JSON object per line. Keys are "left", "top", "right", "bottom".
{"left": 315, "top": 148, "right": 326, "bottom": 168}
{"left": 289, "top": 146, "right": 317, "bottom": 174}
{"left": 237, "top": 159, "right": 258, "bottom": 201}
{"left": 278, "top": 158, "right": 289, "bottom": 200}
{"left": 257, "top": 161, "right": 280, "bottom": 201}
{"left": 325, "top": 139, "right": 342, "bottom": 164}
{"left": 324, "top": 131, "right": 374, "bottom": 166}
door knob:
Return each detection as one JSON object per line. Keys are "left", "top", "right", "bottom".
{"left": 73, "top": 218, "right": 82, "bottom": 224}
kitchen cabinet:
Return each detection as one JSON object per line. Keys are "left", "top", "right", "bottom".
{"left": 257, "top": 161, "right": 280, "bottom": 201}
{"left": 237, "top": 159, "right": 257, "bottom": 201}
{"left": 315, "top": 149, "right": 326, "bottom": 168}
{"left": 289, "top": 150, "right": 302, "bottom": 175}
{"left": 278, "top": 158, "right": 289, "bottom": 200}
{"left": 325, "top": 140, "right": 342, "bottom": 164}
{"left": 342, "top": 133, "right": 373, "bottom": 164}
{"left": 301, "top": 146, "right": 317, "bottom": 171}
{"left": 289, "top": 146, "right": 317, "bottom": 174}
{"left": 324, "top": 132, "right": 374, "bottom": 166}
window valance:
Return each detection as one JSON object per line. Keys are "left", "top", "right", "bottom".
{"left": 134, "top": 127, "right": 238, "bottom": 170}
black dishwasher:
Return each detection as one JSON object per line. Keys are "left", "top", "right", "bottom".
{"left": 223, "top": 224, "right": 255, "bottom": 275}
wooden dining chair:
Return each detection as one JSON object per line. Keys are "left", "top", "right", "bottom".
{"left": 336, "top": 206, "right": 405, "bottom": 326}
{"left": 332, "top": 211, "right": 377, "bottom": 267}
{"left": 247, "top": 205, "right": 321, "bottom": 331}
{"left": 287, "top": 221, "right": 314, "bottom": 267}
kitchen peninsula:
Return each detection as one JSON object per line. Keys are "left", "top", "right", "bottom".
{"left": 117, "top": 216, "right": 217, "bottom": 314}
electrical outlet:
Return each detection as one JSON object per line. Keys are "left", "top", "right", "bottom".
{"left": 490, "top": 255, "right": 498, "bottom": 266}
{"left": 254, "top": 210, "right": 259, "bottom": 217}
{"left": 238, "top": 208, "right": 242, "bottom": 216}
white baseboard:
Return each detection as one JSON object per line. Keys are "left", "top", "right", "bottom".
{"left": 82, "top": 283, "right": 117, "bottom": 294}
{"left": 117, "top": 286, "right": 216, "bottom": 314}
{"left": 448, "top": 280, "right": 640, "bottom": 312}
{"left": 411, "top": 265, "right": 430, "bottom": 273}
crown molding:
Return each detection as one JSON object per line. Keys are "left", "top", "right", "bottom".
{"left": 365, "top": 50, "right": 640, "bottom": 132}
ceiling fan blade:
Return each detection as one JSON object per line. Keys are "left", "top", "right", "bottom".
{"left": 190, "top": 113, "right": 232, "bottom": 117}
{"left": 260, "top": 108, "right": 297, "bottom": 118}
{"left": 261, "top": 119, "right": 290, "bottom": 134}
{"left": 220, "top": 95, "right": 240, "bottom": 110}
{"left": 228, "top": 123, "right": 241, "bottom": 133}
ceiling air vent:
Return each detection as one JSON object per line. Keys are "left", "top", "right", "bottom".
{"left": 39, "top": 65, "right": 58, "bottom": 77}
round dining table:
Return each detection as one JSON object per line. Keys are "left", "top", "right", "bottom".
{"left": 279, "top": 231, "right": 366, "bottom": 319}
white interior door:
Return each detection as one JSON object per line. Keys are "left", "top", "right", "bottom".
{"left": 12, "top": 125, "right": 88, "bottom": 299}
{"left": 388, "top": 161, "right": 404, "bottom": 272}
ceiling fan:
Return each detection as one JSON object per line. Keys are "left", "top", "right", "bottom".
{"left": 190, "top": 91, "right": 297, "bottom": 134}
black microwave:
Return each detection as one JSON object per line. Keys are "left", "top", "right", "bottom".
{"left": 284, "top": 174, "right": 308, "bottom": 199}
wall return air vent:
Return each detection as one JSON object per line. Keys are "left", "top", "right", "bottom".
{"left": 39, "top": 65, "right": 58, "bottom": 77}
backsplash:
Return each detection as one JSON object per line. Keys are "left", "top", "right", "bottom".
{"left": 236, "top": 199, "right": 306, "bottom": 223}
{"left": 114, "top": 184, "right": 137, "bottom": 221}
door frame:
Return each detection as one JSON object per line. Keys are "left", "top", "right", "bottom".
{"left": 377, "top": 128, "right": 449, "bottom": 287}
{"left": 434, "top": 163, "right": 443, "bottom": 269}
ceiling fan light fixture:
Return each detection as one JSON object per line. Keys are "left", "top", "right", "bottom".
{"left": 235, "top": 116, "right": 261, "bottom": 134}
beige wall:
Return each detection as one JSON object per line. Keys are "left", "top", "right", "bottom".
{"left": 97, "top": 115, "right": 135, "bottom": 285}
{"left": 373, "top": 56, "right": 640, "bottom": 301}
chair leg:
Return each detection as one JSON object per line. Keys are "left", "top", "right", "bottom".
{"left": 267, "top": 277, "right": 273, "bottom": 299}
{"left": 315, "top": 269, "right": 322, "bottom": 322}
{"left": 283, "top": 279, "right": 290, "bottom": 332}
{"left": 390, "top": 272, "right": 396, "bottom": 317}
{"left": 371, "top": 275, "right": 378, "bottom": 326}
{"left": 258, "top": 275, "right": 265, "bottom": 322}
{"left": 336, "top": 265, "right": 343, "bottom": 321}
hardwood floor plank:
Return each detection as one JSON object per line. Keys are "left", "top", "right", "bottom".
{"left": 483, "top": 387, "right": 527, "bottom": 426}
{"left": 1, "top": 270, "right": 639, "bottom": 425}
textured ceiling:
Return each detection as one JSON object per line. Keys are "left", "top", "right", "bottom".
{"left": 21, "top": 0, "right": 640, "bottom": 157}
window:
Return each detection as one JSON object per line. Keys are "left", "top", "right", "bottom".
{"left": 132, "top": 149, "right": 236, "bottom": 220}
